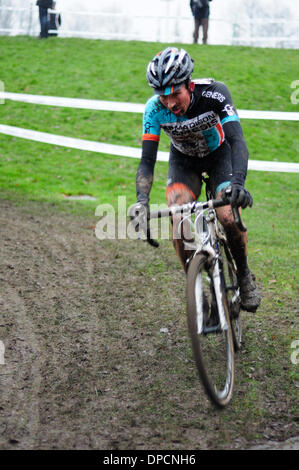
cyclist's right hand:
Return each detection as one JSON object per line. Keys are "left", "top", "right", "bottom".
{"left": 129, "top": 201, "right": 149, "bottom": 233}
{"left": 129, "top": 202, "right": 159, "bottom": 248}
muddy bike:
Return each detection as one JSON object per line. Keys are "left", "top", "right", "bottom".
{"left": 131, "top": 181, "right": 245, "bottom": 408}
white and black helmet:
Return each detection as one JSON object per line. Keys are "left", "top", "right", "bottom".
{"left": 146, "top": 47, "right": 194, "bottom": 96}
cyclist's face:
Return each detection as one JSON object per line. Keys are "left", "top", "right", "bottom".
{"left": 159, "top": 84, "right": 192, "bottom": 116}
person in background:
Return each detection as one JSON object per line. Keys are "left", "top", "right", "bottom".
{"left": 190, "top": 0, "right": 212, "bottom": 45}
{"left": 36, "top": 0, "right": 53, "bottom": 39}
{"left": 48, "top": 1, "right": 62, "bottom": 37}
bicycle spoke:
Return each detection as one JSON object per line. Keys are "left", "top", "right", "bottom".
{"left": 220, "top": 242, "right": 242, "bottom": 351}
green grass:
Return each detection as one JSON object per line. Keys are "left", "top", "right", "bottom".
{"left": 1, "top": 37, "right": 298, "bottom": 110}
{"left": 0, "top": 37, "right": 298, "bottom": 257}
{"left": 0, "top": 36, "right": 298, "bottom": 290}
{"left": 0, "top": 38, "right": 298, "bottom": 207}
{"left": 0, "top": 37, "right": 298, "bottom": 443}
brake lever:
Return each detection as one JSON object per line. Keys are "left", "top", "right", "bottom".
{"left": 223, "top": 188, "right": 247, "bottom": 232}
{"left": 146, "top": 228, "right": 159, "bottom": 248}
{"left": 129, "top": 204, "right": 159, "bottom": 248}
{"left": 232, "top": 206, "right": 247, "bottom": 232}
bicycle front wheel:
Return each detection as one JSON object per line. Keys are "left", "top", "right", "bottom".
{"left": 220, "top": 242, "right": 242, "bottom": 352}
{"left": 187, "top": 252, "right": 235, "bottom": 408}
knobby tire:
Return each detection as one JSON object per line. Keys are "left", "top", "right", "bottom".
{"left": 186, "top": 252, "right": 235, "bottom": 408}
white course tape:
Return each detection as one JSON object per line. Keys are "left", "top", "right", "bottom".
{"left": 238, "top": 109, "right": 299, "bottom": 121}
{"left": 1, "top": 124, "right": 298, "bottom": 173}
{"left": 0, "top": 124, "right": 158, "bottom": 159}
{"left": 2, "top": 92, "right": 145, "bottom": 114}
{"left": 2, "top": 92, "right": 299, "bottom": 121}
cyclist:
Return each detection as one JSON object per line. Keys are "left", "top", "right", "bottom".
{"left": 134, "top": 47, "right": 261, "bottom": 312}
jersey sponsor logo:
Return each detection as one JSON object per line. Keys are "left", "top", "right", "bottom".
{"left": 161, "top": 111, "right": 224, "bottom": 157}
{"left": 162, "top": 111, "right": 218, "bottom": 135}
{"left": 222, "top": 104, "right": 236, "bottom": 116}
{"left": 202, "top": 90, "right": 226, "bottom": 103}
{"left": 142, "top": 95, "right": 228, "bottom": 158}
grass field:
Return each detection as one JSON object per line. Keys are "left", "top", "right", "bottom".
{"left": 0, "top": 36, "right": 298, "bottom": 447}
{"left": 0, "top": 37, "right": 298, "bottom": 283}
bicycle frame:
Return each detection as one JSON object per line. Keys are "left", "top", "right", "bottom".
{"left": 149, "top": 202, "right": 221, "bottom": 330}
{"left": 132, "top": 192, "right": 246, "bottom": 407}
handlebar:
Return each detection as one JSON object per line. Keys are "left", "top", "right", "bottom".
{"left": 147, "top": 197, "right": 247, "bottom": 247}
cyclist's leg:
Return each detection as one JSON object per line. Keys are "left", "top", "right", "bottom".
{"left": 217, "top": 196, "right": 261, "bottom": 311}
{"left": 209, "top": 149, "right": 261, "bottom": 311}
{"left": 167, "top": 148, "right": 202, "bottom": 273}
{"left": 208, "top": 150, "right": 249, "bottom": 276}
{"left": 216, "top": 187, "right": 249, "bottom": 277}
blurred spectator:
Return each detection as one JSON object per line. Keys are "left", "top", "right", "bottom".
{"left": 48, "top": 1, "right": 62, "bottom": 37}
{"left": 36, "top": 0, "right": 53, "bottom": 39}
{"left": 190, "top": 0, "right": 212, "bottom": 45}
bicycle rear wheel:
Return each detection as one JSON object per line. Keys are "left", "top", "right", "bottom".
{"left": 187, "top": 252, "right": 235, "bottom": 408}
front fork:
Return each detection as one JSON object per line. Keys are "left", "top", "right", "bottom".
{"left": 195, "top": 211, "right": 229, "bottom": 334}
{"left": 195, "top": 246, "right": 229, "bottom": 335}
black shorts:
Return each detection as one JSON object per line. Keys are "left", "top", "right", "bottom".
{"left": 167, "top": 143, "right": 232, "bottom": 199}
{"left": 193, "top": 6, "right": 210, "bottom": 20}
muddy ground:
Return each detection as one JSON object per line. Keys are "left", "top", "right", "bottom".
{"left": 0, "top": 199, "right": 297, "bottom": 450}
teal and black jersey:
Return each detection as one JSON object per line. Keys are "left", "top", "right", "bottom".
{"left": 137, "top": 79, "right": 249, "bottom": 204}
{"left": 142, "top": 79, "right": 240, "bottom": 158}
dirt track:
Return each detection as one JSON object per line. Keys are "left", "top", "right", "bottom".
{"left": 0, "top": 199, "right": 297, "bottom": 450}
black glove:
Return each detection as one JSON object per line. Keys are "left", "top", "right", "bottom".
{"left": 129, "top": 202, "right": 159, "bottom": 248}
{"left": 129, "top": 201, "right": 149, "bottom": 232}
{"left": 223, "top": 184, "right": 253, "bottom": 209}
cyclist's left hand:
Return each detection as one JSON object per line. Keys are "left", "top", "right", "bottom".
{"left": 224, "top": 184, "right": 253, "bottom": 209}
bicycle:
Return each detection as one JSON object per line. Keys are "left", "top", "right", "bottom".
{"left": 130, "top": 177, "right": 246, "bottom": 408}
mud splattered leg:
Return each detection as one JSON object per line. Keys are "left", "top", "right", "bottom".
{"left": 166, "top": 184, "right": 196, "bottom": 273}
{"left": 216, "top": 201, "right": 249, "bottom": 276}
